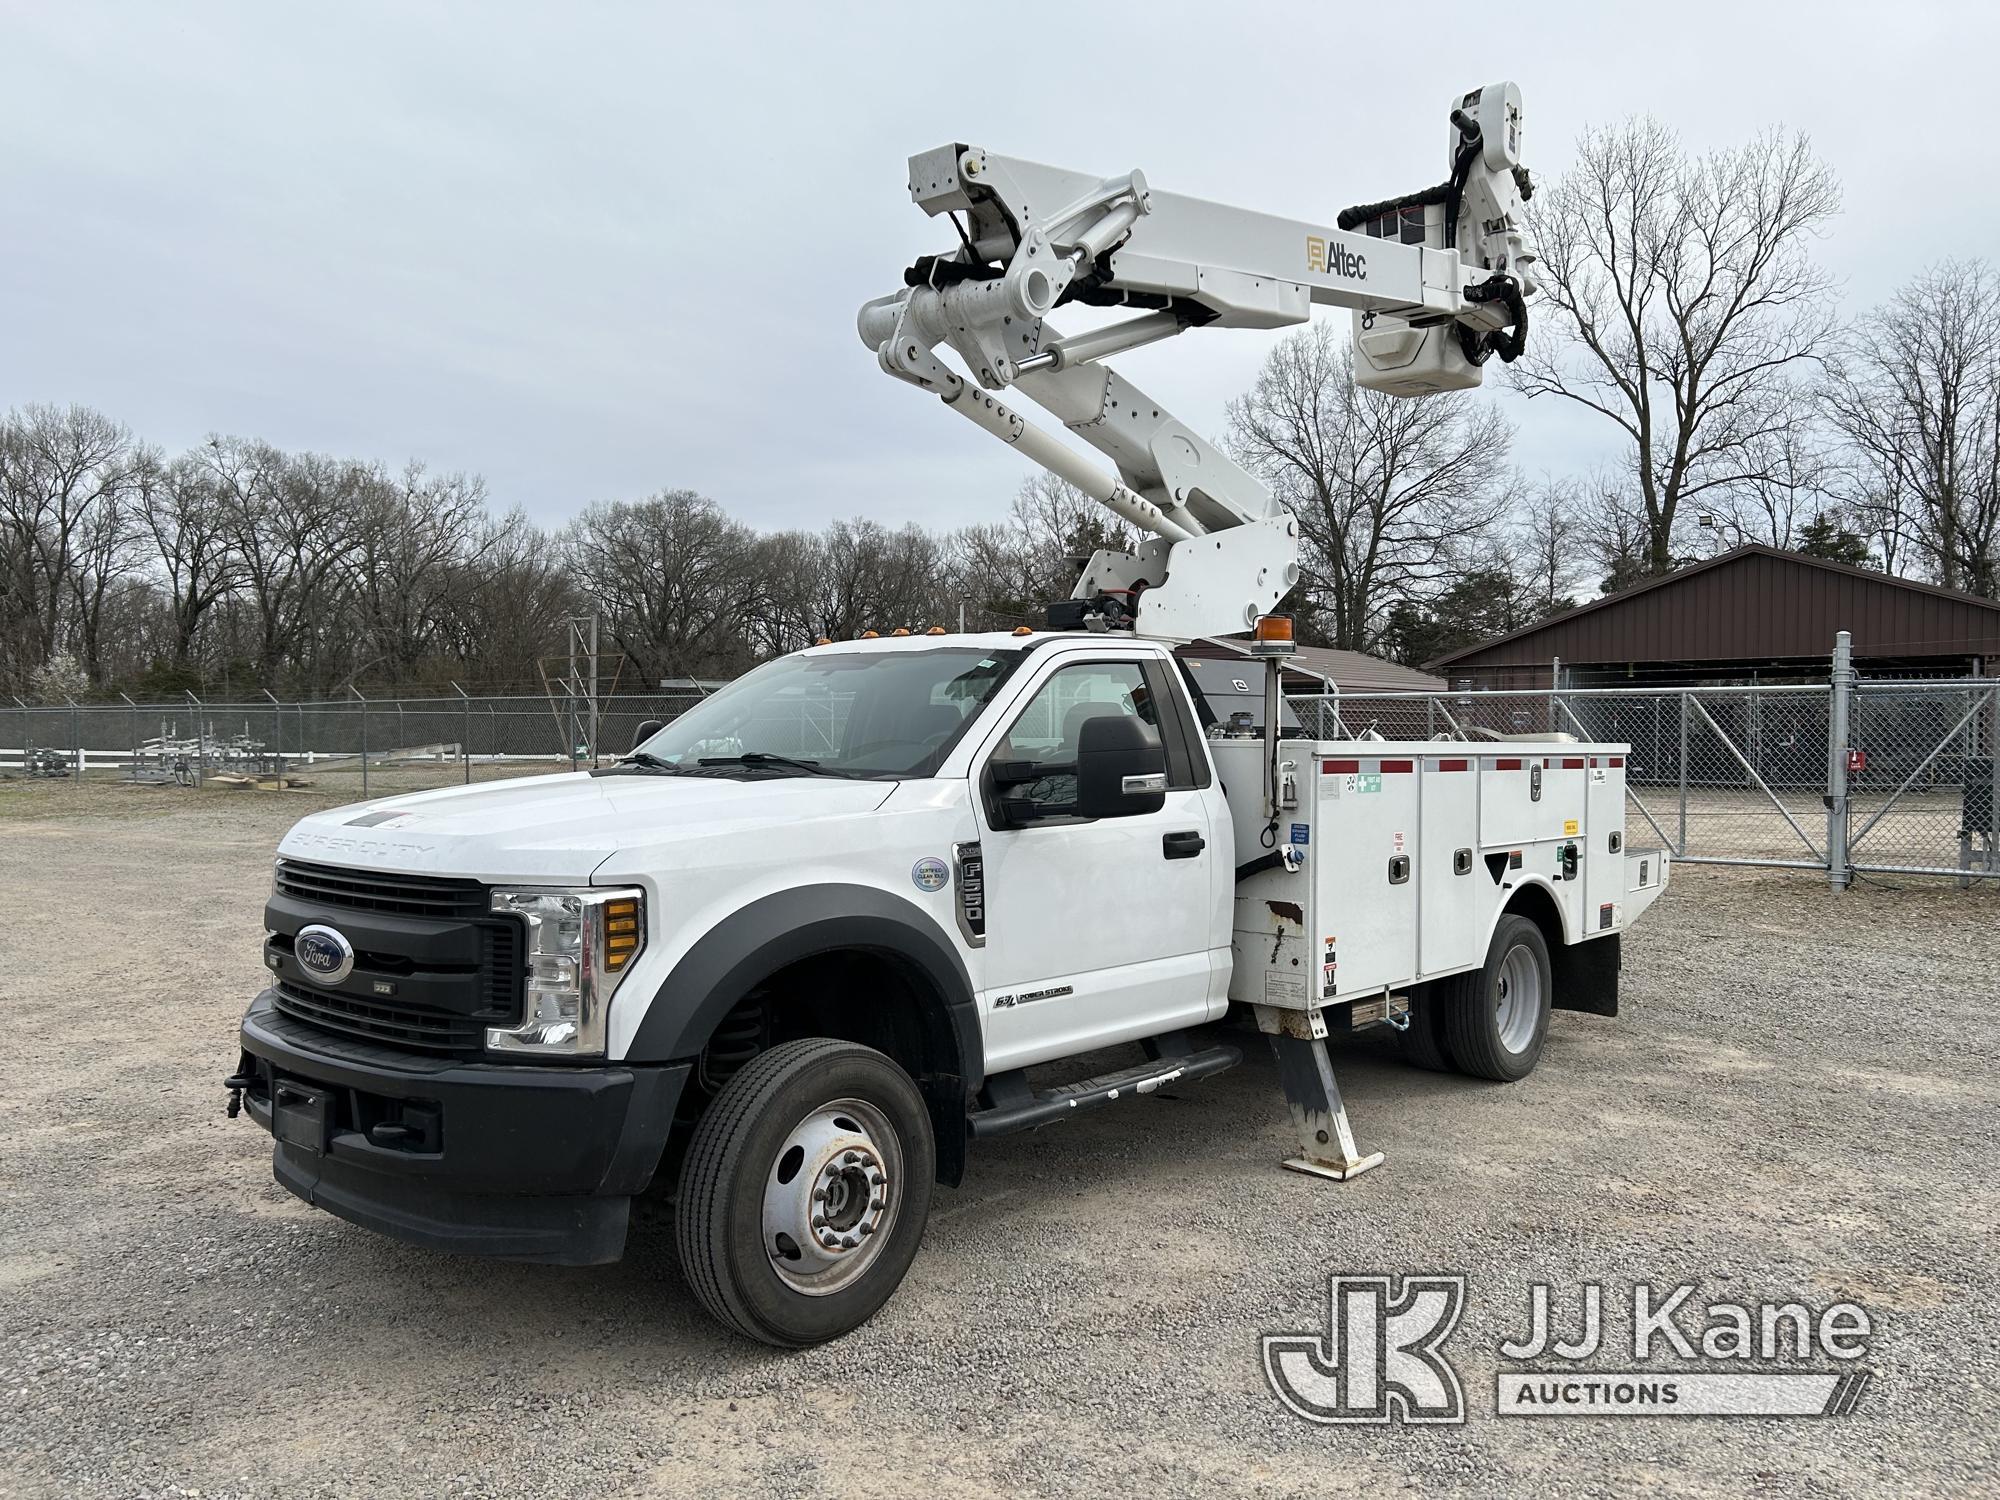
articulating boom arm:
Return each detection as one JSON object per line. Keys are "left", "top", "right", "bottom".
{"left": 858, "top": 82, "right": 1535, "bottom": 642}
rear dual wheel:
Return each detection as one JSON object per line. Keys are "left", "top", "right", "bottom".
{"left": 675, "top": 1038, "right": 935, "bottom": 1347}
{"left": 1405, "top": 914, "right": 1553, "bottom": 1082}
{"left": 1439, "top": 914, "right": 1552, "bottom": 1082}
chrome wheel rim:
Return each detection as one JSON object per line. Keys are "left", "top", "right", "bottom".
{"left": 760, "top": 1097, "right": 902, "bottom": 1296}
{"left": 1493, "top": 944, "right": 1543, "bottom": 1054}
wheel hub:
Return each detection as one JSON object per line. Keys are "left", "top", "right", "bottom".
{"left": 761, "top": 1099, "right": 900, "bottom": 1296}
{"left": 1492, "top": 942, "right": 1543, "bottom": 1054}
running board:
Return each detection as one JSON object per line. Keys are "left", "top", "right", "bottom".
{"left": 967, "top": 1038, "right": 1242, "bottom": 1138}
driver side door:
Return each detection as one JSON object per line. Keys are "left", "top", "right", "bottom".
{"left": 972, "top": 656, "right": 1219, "bottom": 1071}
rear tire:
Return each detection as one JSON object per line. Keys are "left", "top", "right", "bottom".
{"left": 675, "top": 1038, "right": 935, "bottom": 1347}
{"left": 1401, "top": 985, "right": 1456, "bottom": 1072}
{"left": 1441, "top": 914, "right": 1552, "bottom": 1082}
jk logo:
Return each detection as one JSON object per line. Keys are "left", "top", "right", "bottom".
{"left": 1263, "top": 1275, "right": 1467, "bottom": 1424}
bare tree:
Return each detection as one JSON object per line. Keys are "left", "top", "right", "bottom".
{"left": 1227, "top": 322, "right": 1513, "bottom": 650}
{"left": 566, "top": 489, "right": 769, "bottom": 682}
{"left": 1508, "top": 475, "right": 1588, "bottom": 618}
{"left": 215, "top": 441, "right": 368, "bottom": 690}
{"left": 345, "top": 461, "right": 502, "bottom": 681}
{"left": 138, "top": 451, "right": 240, "bottom": 676}
{"left": 0, "top": 405, "right": 143, "bottom": 687}
{"left": 1822, "top": 260, "right": 2000, "bottom": 597}
{"left": 440, "top": 513, "right": 578, "bottom": 688}
{"left": 1513, "top": 121, "right": 1841, "bottom": 575}
{"left": 1714, "top": 388, "right": 1838, "bottom": 550}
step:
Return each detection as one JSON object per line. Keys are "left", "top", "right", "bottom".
{"left": 967, "top": 1036, "right": 1242, "bottom": 1138}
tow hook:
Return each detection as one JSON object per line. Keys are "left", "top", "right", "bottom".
{"left": 224, "top": 1073, "right": 250, "bottom": 1118}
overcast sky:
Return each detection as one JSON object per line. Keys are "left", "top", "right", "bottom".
{"left": 3, "top": 2, "right": 1990, "bottom": 535}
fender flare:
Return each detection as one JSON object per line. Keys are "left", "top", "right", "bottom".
{"left": 1492, "top": 874, "right": 1570, "bottom": 948}
{"left": 623, "top": 882, "right": 983, "bottom": 1095}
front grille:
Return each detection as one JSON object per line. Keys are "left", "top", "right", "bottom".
{"left": 273, "top": 980, "right": 487, "bottom": 1054}
{"left": 270, "top": 860, "right": 521, "bottom": 1056}
{"left": 275, "top": 860, "right": 488, "bottom": 921}
{"left": 481, "top": 922, "right": 519, "bottom": 1015}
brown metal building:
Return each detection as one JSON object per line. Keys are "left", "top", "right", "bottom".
{"left": 1427, "top": 544, "right": 2000, "bottom": 689}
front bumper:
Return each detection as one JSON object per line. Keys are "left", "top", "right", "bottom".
{"left": 235, "top": 990, "right": 690, "bottom": 1265}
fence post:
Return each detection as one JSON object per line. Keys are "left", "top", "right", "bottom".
{"left": 186, "top": 691, "right": 205, "bottom": 789}
{"left": 264, "top": 689, "right": 282, "bottom": 774}
{"left": 1827, "top": 630, "right": 1854, "bottom": 890}
{"left": 1677, "top": 692, "right": 1689, "bottom": 856}
{"left": 453, "top": 681, "right": 471, "bottom": 784}
{"left": 352, "top": 686, "right": 369, "bottom": 799}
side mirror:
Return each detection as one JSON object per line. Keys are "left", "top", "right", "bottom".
{"left": 1075, "top": 715, "right": 1167, "bottom": 818}
{"left": 632, "top": 719, "right": 666, "bottom": 752}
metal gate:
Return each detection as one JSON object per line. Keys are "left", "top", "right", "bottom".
{"left": 1844, "top": 680, "right": 1999, "bottom": 881}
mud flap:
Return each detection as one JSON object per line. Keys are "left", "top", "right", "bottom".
{"left": 1552, "top": 932, "right": 1621, "bottom": 1017}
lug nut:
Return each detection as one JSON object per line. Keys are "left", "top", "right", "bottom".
{"left": 842, "top": 1235, "right": 859, "bottom": 1249}
{"left": 859, "top": 1223, "right": 875, "bottom": 1237}
{"left": 843, "top": 1151, "right": 860, "bottom": 1165}
{"left": 812, "top": 1215, "right": 826, "bottom": 1229}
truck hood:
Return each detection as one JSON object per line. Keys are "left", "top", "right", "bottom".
{"left": 276, "top": 770, "right": 897, "bottom": 883}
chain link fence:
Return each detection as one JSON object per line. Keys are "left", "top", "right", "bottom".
{"left": 8, "top": 636, "right": 1996, "bottom": 885}
{"left": 1309, "top": 653, "right": 1997, "bottom": 884}
{"left": 0, "top": 690, "right": 712, "bottom": 801}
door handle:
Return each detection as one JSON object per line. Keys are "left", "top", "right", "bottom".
{"left": 1162, "top": 829, "right": 1205, "bottom": 859}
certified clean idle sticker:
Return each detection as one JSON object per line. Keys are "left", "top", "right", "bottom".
{"left": 911, "top": 857, "right": 950, "bottom": 892}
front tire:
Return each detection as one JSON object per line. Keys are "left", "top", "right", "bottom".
{"left": 1441, "top": 914, "right": 1553, "bottom": 1082}
{"left": 675, "top": 1038, "right": 935, "bottom": 1347}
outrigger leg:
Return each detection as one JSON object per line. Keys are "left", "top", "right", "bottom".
{"left": 1255, "top": 1005, "right": 1384, "bottom": 1181}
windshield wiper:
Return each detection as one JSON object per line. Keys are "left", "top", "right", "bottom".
{"left": 622, "top": 751, "right": 695, "bottom": 774}
{"left": 698, "top": 752, "right": 868, "bottom": 779}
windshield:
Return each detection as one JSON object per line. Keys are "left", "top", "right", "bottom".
{"left": 633, "top": 647, "right": 1024, "bottom": 778}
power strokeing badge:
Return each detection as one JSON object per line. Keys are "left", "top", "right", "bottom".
{"left": 911, "top": 856, "right": 950, "bottom": 893}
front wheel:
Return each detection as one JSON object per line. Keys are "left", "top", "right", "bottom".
{"left": 674, "top": 1038, "right": 936, "bottom": 1346}
{"left": 1440, "top": 914, "right": 1553, "bottom": 1082}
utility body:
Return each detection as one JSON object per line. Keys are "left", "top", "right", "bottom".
{"left": 229, "top": 84, "right": 1672, "bottom": 1346}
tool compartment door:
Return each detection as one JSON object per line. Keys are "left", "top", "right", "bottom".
{"left": 1419, "top": 754, "right": 1483, "bottom": 975}
{"left": 1312, "top": 754, "right": 1418, "bottom": 997}
{"left": 1584, "top": 752, "right": 1628, "bottom": 931}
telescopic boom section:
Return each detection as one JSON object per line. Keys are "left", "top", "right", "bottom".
{"left": 858, "top": 82, "right": 1536, "bottom": 643}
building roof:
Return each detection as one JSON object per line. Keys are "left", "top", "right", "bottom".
{"left": 1426, "top": 544, "right": 2000, "bottom": 672}
{"left": 1181, "top": 636, "right": 1446, "bottom": 692}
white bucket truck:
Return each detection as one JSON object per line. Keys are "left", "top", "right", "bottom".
{"left": 229, "top": 85, "right": 1668, "bottom": 1345}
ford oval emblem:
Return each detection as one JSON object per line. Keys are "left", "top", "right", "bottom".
{"left": 295, "top": 924, "right": 356, "bottom": 986}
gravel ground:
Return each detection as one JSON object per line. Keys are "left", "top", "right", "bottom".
{"left": 3, "top": 781, "right": 1996, "bottom": 1499}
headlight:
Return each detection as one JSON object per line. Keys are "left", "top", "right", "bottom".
{"left": 486, "top": 887, "right": 646, "bottom": 1058}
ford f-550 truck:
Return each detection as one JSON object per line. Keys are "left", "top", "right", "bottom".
{"left": 228, "top": 84, "right": 1671, "bottom": 1345}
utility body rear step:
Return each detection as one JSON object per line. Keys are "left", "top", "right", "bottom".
{"left": 967, "top": 1033, "right": 1241, "bottom": 1137}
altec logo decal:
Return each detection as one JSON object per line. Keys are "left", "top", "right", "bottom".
{"left": 1306, "top": 236, "right": 1367, "bottom": 280}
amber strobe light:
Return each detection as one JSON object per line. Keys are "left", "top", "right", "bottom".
{"left": 1251, "top": 613, "right": 1297, "bottom": 656}
{"left": 603, "top": 897, "right": 640, "bottom": 969}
